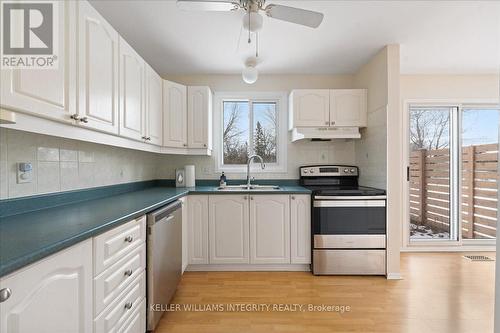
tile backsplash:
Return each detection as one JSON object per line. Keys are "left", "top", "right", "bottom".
{"left": 0, "top": 129, "right": 159, "bottom": 199}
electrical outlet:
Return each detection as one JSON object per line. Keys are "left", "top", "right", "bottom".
{"left": 17, "top": 162, "right": 33, "bottom": 184}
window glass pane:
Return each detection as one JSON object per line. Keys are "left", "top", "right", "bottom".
{"left": 461, "top": 108, "right": 499, "bottom": 239}
{"left": 223, "top": 101, "right": 249, "bottom": 165}
{"left": 253, "top": 102, "right": 277, "bottom": 163}
{"left": 409, "top": 107, "right": 452, "bottom": 240}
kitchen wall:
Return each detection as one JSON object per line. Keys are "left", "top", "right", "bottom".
{"left": 0, "top": 128, "right": 159, "bottom": 199}
{"left": 159, "top": 74, "right": 359, "bottom": 180}
{"left": 353, "top": 48, "right": 390, "bottom": 190}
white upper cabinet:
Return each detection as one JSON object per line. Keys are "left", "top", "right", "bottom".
{"left": 187, "top": 86, "right": 212, "bottom": 150}
{"left": 0, "top": 240, "right": 93, "bottom": 333}
{"left": 249, "top": 195, "right": 290, "bottom": 264}
{"left": 0, "top": 1, "right": 76, "bottom": 123}
{"left": 119, "top": 37, "right": 145, "bottom": 141}
{"left": 290, "top": 195, "right": 311, "bottom": 264}
{"left": 187, "top": 195, "right": 209, "bottom": 264}
{"left": 289, "top": 89, "right": 330, "bottom": 128}
{"left": 145, "top": 65, "right": 163, "bottom": 145}
{"left": 289, "top": 89, "right": 367, "bottom": 129}
{"left": 77, "top": 0, "right": 119, "bottom": 134}
{"left": 163, "top": 80, "right": 187, "bottom": 148}
{"left": 209, "top": 195, "right": 249, "bottom": 264}
{"left": 330, "top": 89, "right": 367, "bottom": 127}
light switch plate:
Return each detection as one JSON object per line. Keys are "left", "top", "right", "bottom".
{"left": 17, "top": 162, "right": 33, "bottom": 184}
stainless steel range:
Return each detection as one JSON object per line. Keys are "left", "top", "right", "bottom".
{"left": 299, "top": 165, "right": 387, "bottom": 275}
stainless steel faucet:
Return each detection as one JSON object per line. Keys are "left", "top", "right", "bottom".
{"left": 246, "top": 155, "right": 265, "bottom": 188}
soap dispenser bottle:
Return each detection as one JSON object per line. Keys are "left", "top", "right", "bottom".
{"left": 219, "top": 172, "right": 227, "bottom": 187}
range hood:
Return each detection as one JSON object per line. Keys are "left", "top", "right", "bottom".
{"left": 290, "top": 127, "right": 361, "bottom": 142}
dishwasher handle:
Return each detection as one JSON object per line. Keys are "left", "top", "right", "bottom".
{"left": 147, "top": 200, "right": 182, "bottom": 226}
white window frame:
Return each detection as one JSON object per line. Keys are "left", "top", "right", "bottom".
{"left": 214, "top": 91, "right": 288, "bottom": 174}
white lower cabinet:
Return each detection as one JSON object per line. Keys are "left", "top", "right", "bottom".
{"left": 250, "top": 195, "right": 290, "bottom": 264}
{"left": 290, "top": 195, "right": 311, "bottom": 264}
{"left": 0, "top": 240, "right": 93, "bottom": 333}
{"left": 209, "top": 195, "right": 249, "bottom": 264}
{"left": 187, "top": 195, "right": 209, "bottom": 264}
{"left": 180, "top": 197, "right": 189, "bottom": 272}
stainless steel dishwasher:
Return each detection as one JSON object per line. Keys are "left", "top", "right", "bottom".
{"left": 146, "top": 200, "right": 182, "bottom": 331}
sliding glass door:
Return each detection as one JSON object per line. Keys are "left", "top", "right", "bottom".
{"left": 407, "top": 105, "right": 499, "bottom": 245}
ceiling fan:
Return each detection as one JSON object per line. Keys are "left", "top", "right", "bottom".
{"left": 176, "top": 0, "right": 324, "bottom": 29}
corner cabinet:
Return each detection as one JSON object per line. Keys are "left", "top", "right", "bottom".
{"left": 163, "top": 80, "right": 188, "bottom": 148}
{"left": 145, "top": 65, "right": 163, "bottom": 145}
{"left": 119, "top": 37, "right": 146, "bottom": 142}
{"left": 209, "top": 195, "right": 249, "bottom": 264}
{"left": 77, "top": 0, "right": 120, "bottom": 134}
{"left": 289, "top": 89, "right": 367, "bottom": 128}
{"left": 187, "top": 195, "right": 209, "bottom": 264}
{"left": 0, "top": 240, "right": 93, "bottom": 333}
{"left": 187, "top": 86, "right": 212, "bottom": 149}
{"left": 0, "top": 0, "right": 76, "bottom": 124}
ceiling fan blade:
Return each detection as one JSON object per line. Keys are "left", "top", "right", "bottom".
{"left": 265, "top": 4, "right": 324, "bottom": 28}
{"left": 177, "top": 0, "right": 239, "bottom": 11}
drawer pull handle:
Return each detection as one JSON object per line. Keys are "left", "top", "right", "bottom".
{"left": 124, "top": 236, "right": 134, "bottom": 243}
{"left": 124, "top": 269, "right": 133, "bottom": 277}
{"left": 0, "top": 288, "right": 12, "bottom": 303}
{"left": 124, "top": 302, "right": 133, "bottom": 310}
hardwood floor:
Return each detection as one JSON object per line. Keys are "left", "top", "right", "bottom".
{"left": 155, "top": 252, "right": 496, "bottom": 333}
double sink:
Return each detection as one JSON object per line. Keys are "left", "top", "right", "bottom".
{"left": 216, "top": 184, "right": 281, "bottom": 191}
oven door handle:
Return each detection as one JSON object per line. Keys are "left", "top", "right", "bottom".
{"left": 313, "top": 200, "right": 386, "bottom": 208}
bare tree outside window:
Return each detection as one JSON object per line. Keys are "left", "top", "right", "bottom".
{"left": 410, "top": 108, "right": 450, "bottom": 150}
{"left": 222, "top": 100, "right": 278, "bottom": 165}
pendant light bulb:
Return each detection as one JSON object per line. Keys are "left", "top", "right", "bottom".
{"left": 242, "top": 58, "right": 258, "bottom": 84}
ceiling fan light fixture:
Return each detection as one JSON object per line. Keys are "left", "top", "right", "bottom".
{"left": 242, "top": 11, "right": 263, "bottom": 32}
{"left": 242, "top": 59, "right": 258, "bottom": 84}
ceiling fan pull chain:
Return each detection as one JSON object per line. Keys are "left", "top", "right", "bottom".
{"left": 247, "top": 10, "right": 251, "bottom": 43}
{"left": 255, "top": 32, "right": 259, "bottom": 58}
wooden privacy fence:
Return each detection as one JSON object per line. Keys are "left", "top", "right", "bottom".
{"left": 409, "top": 143, "right": 498, "bottom": 239}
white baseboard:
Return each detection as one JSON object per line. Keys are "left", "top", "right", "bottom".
{"left": 386, "top": 272, "right": 402, "bottom": 280}
{"left": 186, "top": 264, "right": 311, "bottom": 272}
{"left": 401, "top": 246, "right": 496, "bottom": 252}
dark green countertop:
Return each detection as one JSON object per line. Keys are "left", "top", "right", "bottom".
{"left": 0, "top": 184, "right": 310, "bottom": 277}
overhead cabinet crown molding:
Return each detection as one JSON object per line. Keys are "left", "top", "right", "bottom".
{"left": 0, "top": 0, "right": 212, "bottom": 156}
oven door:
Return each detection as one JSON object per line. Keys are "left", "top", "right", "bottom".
{"left": 313, "top": 198, "right": 386, "bottom": 235}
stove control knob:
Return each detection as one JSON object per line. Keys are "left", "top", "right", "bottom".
{"left": 303, "top": 169, "right": 308, "bottom": 174}
{"left": 344, "top": 168, "right": 349, "bottom": 173}
{"left": 309, "top": 168, "right": 314, "bottom": 174}
{"left": 350, "top": 168, "right": 356, "bottom": 174}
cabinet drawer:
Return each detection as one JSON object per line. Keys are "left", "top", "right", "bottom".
{"left": 94, "top": 216, "right": 146, "bottom": 275}
{"left": 94, "top": 272, "right": 145, "bottom": 333}
{"left": 94, "top": 244, "right": 146, "bottom": 316}
{"left": 117, "top": 299, "right": 146, "bottom": 333}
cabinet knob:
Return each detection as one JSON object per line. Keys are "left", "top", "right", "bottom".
{"left": 141, "top": 136, "right": 147, "bottom": 140}
{"left": 291, "top": 196, "right": 295, "bottom": 200}
{"left": 243, "top": 196, "right": 248, "bottom": 200}
{"left": 146, "top": 137, "right": 151, "bottom": 141}
{"left": 331, "top": 121, "right": 335, "bottom": 125}
{"left": 79, "top": 117, "right": 89, "bottom": 123}
{"left": 183, "top": 143, "right": 187, "bottom": 147}
{"left": 250, "top": 196, "right": 254, "bottom": 200}
{"left": 124, "top": 269, "right": 133, "bottom": 277}
{"left": 0, "top": 288, "right": 12, "bottom": 303}
{"left": 124, "top": 302, "right": 133, "bottom": 310}
{"left": 124, "top": 235, "right": 134, "bottom": 243}
{"left": 70, "top": 114, "right": 80, "bottom": 121}
{"left": 203, "top": 144, "right": 207, "bottom": 147}
{"left": 324, "top": 121, "right": 329, "bottom": 125}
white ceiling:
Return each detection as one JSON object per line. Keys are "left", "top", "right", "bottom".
{"left": 89, "top": 0, "right": 500, "bottom": 76}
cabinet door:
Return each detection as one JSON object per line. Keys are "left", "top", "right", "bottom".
{"left": 77, "top": 0, "right": 119, "bottom": 134}
{"left": 209, "top": 195, "right": 249, "bottom": 264}
{"left": 163, "top": 80, "right": 187, "bottom": 148}
{"left": 0, "top": 1, "right": 76, "bottom": 123}
{"left": 329, "top": 89, "right": 367, "bottom": 127}
{"left": 290, "top": 195, "right": 311, "bottom": 264}
{"left": 180, "top": 197, "right": 188, "bottom": 273}
{"left": 250, "top": 195, "right": 290, "bottom": 264}
{"left": 290, "top": 90, "right": 330, "bottom": 128}
{"left": 0, "top": 240, "right": 92, "bottom": 333}
{"left": 187, "top": 195, "right": 209, "bottom": 264}
{"left": 187, "top": 86, "right": 212, "bottom": 149}
{"left": 145, "top": 65, "right": 163, "bottom": 145}
{"left": 119, "top": 38, "right": 145, "bottom": 141}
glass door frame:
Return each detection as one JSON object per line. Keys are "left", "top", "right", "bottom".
{"left": 402, "top": 100, "right": 499, "bottom": 250}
